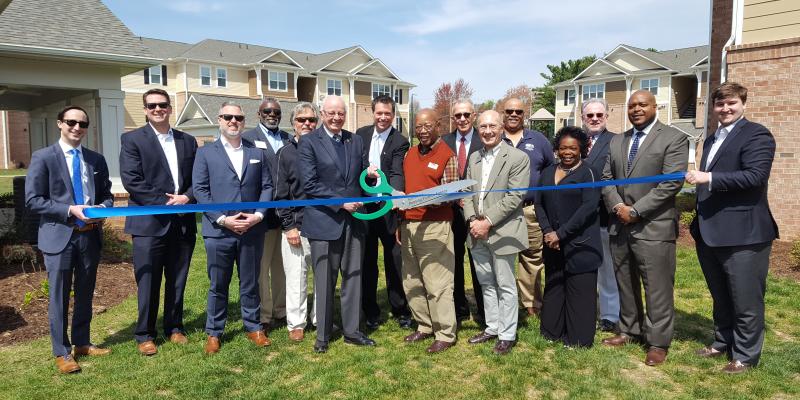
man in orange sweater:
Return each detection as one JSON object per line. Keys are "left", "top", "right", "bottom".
{"left": 397, "top": 109, "right": 460, "bottom": 353}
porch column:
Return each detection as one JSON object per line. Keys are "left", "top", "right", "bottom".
{"left": 95, "top": 89, "right": 125, "bottom": 191}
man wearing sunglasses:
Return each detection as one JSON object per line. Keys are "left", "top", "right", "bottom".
{"left": 501, "top": 97, "right": 555, "bottom": 319}
{"left": 242, "top": 98, "right": 290, "bottom": 330}
{"left": 26, "top": 106, "right": 114, "bottom": 373}
{"left": 120, "top": 88, "right": 199, "bottom": 356}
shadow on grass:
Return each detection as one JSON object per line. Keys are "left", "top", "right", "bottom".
{"left": 674, "top": 308, "right": 714, "bottom": 344}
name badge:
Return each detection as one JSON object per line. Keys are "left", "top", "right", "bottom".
{"left": 428, "top": 162, "right": 439, "bottom": 170}
{"left": 254, "top": 140, "right": 268, "bottom": 149}
{"left": 524, "top": 143, "right": 535, "bottom": 151}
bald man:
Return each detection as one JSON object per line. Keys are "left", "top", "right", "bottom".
{"left": 397, "top": 109, "right": 460, "bottom": 353}
{"left": 601, "top": 90, "right": 688, "bottom": 366}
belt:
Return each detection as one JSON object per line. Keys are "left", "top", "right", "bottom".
{"left": 74, "top": 223, "right": 99, "bottom": 232}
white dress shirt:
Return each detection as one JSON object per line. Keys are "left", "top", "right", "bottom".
{"left": 705, "top": 117, "right": 742, "bottom": 189}
{"left": 478, "top": 142, "right": 501, "bottom": 216}
{"left": 455, "top": 128, "right": 475, "bottom": 160}
{"left": 150, "top": 123, "right": 180, "bottom": 194}
{"left": 369, "top": 126, "right": 391, "bottom": 187}
{"left": 59, "top": 139, "right": 91, "bottom": 206}
{"left": 216, "top": 135, "right": 263, "bottom": 224}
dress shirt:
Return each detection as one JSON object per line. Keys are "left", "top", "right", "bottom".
{"left": 369, "top": 127, "right": 391, "bottom": 188}
{"left": 705, "top": 117, "right": 742, "bottom": 189}
{"left": 258, "top": 123, "right": 284, "bottom": 152}
{"left": 58, "top": 139, "right": 91, "bottom": 206}
{"left": 150, "top": 123, "right": 180, "bottom": 194}
{"left": 455, "top": 128, "right": 475, "bottom": 160}
{"left": 323, "top": 124, "right": 341, "bottom": 140}
{"left": 627, "top": 118, "right": 657, "bottom": 155}
{"left": 478, "top": 143, "right": 501, "bottom": 216}
{"left": 215, "top": 135, "right": 263, "bottom": 224}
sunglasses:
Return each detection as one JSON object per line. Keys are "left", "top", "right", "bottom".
{"left": 295, "top": 117, "right": 318, "bottom": 124}
{"left": 145, "top": 102, "right": 171, "bottom": 110}
{"left": 504, "top": 109, "right": 524, "bottom": 116}
{"left": 585, "top": 113, "right": 605, "bottom": 119}
{"left": 260, "top": 108, "right": 281, "bottom": 115}
{"left": 453, "top": 112, "right": 472, "bottom": 120}
{"left": 220, "top": 114, "right": 245, "bottom": 122}
{"left": 62, "top": 119, "right": 89, "bottom": 129}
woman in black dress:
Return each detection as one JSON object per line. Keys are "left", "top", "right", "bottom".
{"left": 535, "top": 126, "right": 603, "bottom": 347}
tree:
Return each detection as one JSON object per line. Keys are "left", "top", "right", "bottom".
{"left": 496, "top": 84, "right": 533, "bottom": 113}
{"left": 432, "top": 78, "right": 474, "bottom": 132}
{"left": 476, "top": 100, "right": 495, "bottom": 112}
{"left": 531, "top": 55, "right": 596, "bottom": 136}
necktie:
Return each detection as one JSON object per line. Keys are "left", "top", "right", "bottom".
{"left": 627, "top": 131, "right": 643, "bottom": 172}
{"left": 70, "top": 149, "right": 85, "bottom": 227}
{"left": 457, "top": 136, "right": 467, "bottom": 177}
{"left": 333, "top": 134, "right": 341, "bottom": 143}
{"left": 587, "top": 135, "right": 595, "bottom": 154}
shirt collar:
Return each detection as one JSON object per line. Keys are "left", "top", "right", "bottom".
{"left": 634, "top": 118, "right": 657, "bottom": 136}
{"left": 482, "top": 141, "right": 502, "bottom": 157}
{"left": 259, "top": 123, "right": 281, "bottom": 136}
{"left": 718, "top": 117, "right": 743, "bottom": 137}
{"left": 323, "top": 124, "right": 341, "bottom": 139}
{"left": 418, "top": 137, "right": 442, "bottom": 155}
{"left": 457, "top": 128, "right": 474, "bottom": 141}
{"left": 373, "top": 125, "right": 391, "bottom": 138}
{"left": 149, "top": 122, "right": 173, "bottom": 137}
{"left": 220, "top": 135, "right": 243, "bottom": 150}
{"left": 58, "top": 139, "right": 82, "bottom": 154}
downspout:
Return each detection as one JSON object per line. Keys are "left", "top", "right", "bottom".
{"left": 721, "top": 0, "right": 743, "bottom": 83}
{"left": 1, "top": 111, "right": 8, "bottom": 169}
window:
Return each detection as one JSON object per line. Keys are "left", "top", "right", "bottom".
{"left": 148, "top": 66, "right": 162, "bottom": 85}
{"left": 563, "top": 117, "right": 575, "bottom": 127}
{"left": 640, "top": 78, "right": 659, "bottom": 95}
{"left": 269, "top": 71, "right": 288, "bottom": 91}
{"left": 395, "top": 117, "right": 403, "bottom": 132}
{"left": 394, "top": 88, "right": 403, "bottom": 104}
{"left": 327, "top": 79, "right": 342, "bottom": 96}
{"left": 582, "top": 83, "right": 605, "bottom": 100}
{"left": 200, "top": 65, "right": 212, "bottom": 87}
{"left": 372, "top": 83, "right": 391, "bottom": 99}
{"left": 216, "top": 68, "right": 227, "bottom": 88}
{"left": 563, "top": 89, "right": 575, "bottom": 105}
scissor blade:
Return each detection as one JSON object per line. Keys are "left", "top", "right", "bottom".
{"left": 395, "top": 179, "right": 477, "bottom": 210}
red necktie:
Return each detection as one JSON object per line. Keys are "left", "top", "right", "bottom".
{"left": 457, "top": 136, "right": 467, "bottom": 177}
{"left": 587, "top": 135, "right": 595, "bottom": 154}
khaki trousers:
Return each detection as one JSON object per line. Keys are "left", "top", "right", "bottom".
{"left": 400, "top": 220, "right": 457, "bottom": 342}
{"left": 517, "top": 204, "right": 544, "bottom": 309}
{"left": 259, "top": 228, "right": 286, "bottom": 323}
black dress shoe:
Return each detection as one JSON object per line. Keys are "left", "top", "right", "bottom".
{"left": 344, "top": 334, "right": 376, "bottom": 346}
{"left": 493, "top": 340, "right": 515, "bottom": 355}
{"left": 468, "top": 331, "right": 498, "bottom": 344}
{"left": 397, "top": 316, "right": 414, "bottom": 329}
{"left": 313, "top": 343, "right": 328, "bottom": 353}
{"left": 598, "top": 319, "right": 618, "bottom": 332}
{"left": 365, "top": 318, "right": 381, "bottom": 330}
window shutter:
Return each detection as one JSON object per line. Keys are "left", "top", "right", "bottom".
{"left": 144, "top": 68, "right": 150, "bottom": 84}
{"left": 162, "top": 65, "right": 167, "bottom": 86}
{"left": 563, "top": 90, "right": 567, "bottom": 106}
{"left": 399, "top": 89, "right": 403, "bottom": 104}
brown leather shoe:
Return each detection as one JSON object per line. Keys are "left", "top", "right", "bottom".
{"left": 169, "top": 333, "right": 188, "bottom": 345}
{"left": 468, "top": 331, "right": 498, "bottom": 344}
{"left": 55, "top": 355, "right": 81, "bottom": 374}
{"left": 493, "top": 340, "right": 516, "bottom": 355}
{"left": 722, "top": 360, "right": 751, "bottom": 374}
{"left": 73, "top": 345, "right": 111, "bottom": 357}
{"left": 645, "top": 347, "right": 668, "bottom": 366}
{"left": 288, "top": 328, "right": 304, "bottom": 342}
{"left": 204, "top": 336, "right": 220, "bottom": 354}
{"left": 426, "top": 340, "right": 454, "bottom": 353}
{"left": 601, "top": 334, "right": 631, "bottom": 347}
{"left": 696, "top": 346, "right": 725, "bottom": 358}
{"left": 246, "top": 330, "right": 272, "bottom": 347}
{"left": 137, "top": 341, "right": 158, "bottom": 356}
{"left": 404, "top": 331, "right": 434, "bottom": 343}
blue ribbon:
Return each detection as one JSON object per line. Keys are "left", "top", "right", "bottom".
{"left": 84, "top": 172, "right": 685, "bottom": 218}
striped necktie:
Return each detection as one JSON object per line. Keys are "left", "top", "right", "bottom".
{"left": 627, "top": 131, "right": 643, "bottom": 172}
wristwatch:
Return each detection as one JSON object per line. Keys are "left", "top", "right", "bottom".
{"left": 628, "top": 208, "right": 640, "bottom": 219}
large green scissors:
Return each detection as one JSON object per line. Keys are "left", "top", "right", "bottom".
{"left": 353, "top": 169, "right": 398, "bottom": 220}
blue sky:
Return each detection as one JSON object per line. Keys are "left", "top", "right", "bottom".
{"left": 103, "top": 0, "right": 710, "bottom": 106}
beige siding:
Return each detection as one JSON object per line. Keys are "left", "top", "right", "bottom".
{"left": 743, "top": 0, "right": 800, "bottom": 44}
{"left": 187, "top": 63, "right": 251, "bottom": 97}
{"left": 261, "top": 70, "right": 296, "bottom": 99}
{"left": 123, "top": 93, "right": 178, "bottom": 130}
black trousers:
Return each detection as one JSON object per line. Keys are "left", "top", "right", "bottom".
{"left": 540, "top": 247, "right": 598, "bottom": 347}
{"left": 361, "top": 213, "right": 410, "bottom": 321}
{"left": 132, "top": 222, "right": 195, "bottom": 342}
{"left": 452, "top": 206, "right": 484, "bottom": 322}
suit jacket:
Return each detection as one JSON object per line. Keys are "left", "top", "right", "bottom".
{"left": 463, "top": 143, "right": 530, "bottom": 255}
{"left": 356, "top": 124, "right": 410, "bottom": 233}
{"left": 192, "top": 139, "right": 273, "bottom": 238}
{"left": 585, "top": 129, "right": 614, "bottom": 227}
{"left": 297, "top": 127, "right": 368, "bottom": 241}
{"left": 690, "top": 118, "right": 778, "bottom": 247}
{"left": 442, "top": 129, "right": 483, "bottom": 180}
{"left": 120, "top": 124, "right": 198, "bottom": 237}
{"left": 602, "top": 121, "right": 688, "bottom": 240}
{"left": 535, "top": 163, "right": 603, "bottom": 273}
{"left": 25, "top": 143, "right": 113, "bottom": 254}
{"left": 242, "top": 126, "right": 290, "bottom": 229}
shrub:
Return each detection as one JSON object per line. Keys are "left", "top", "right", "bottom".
{"left": 680, "top": 210, "right": 696, "bottom": 227}
{"left": 791, "top": 240, "right": 800, "bottom": 270}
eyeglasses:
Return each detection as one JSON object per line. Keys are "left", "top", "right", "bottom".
{"left": 219, "top": 114, "right": 245, "bottom": 122}
{"left": 260, "top": 108, "right": 281, "bottom": 115}
{"left": 585, "top": 113, "right": 605, "bottom": 119}
{"left": 414, "top": 124, "right": 435, "bottom": 132}
{"left": 145, "top": 102, "right": 171, "bottom": 110}
{"left": 62, "top": 119, "right": 89, "bottom": 129}
{"left": 295, "top": 117, "right": 318, "bottom": 124}
{"left": 504, "top": 109, "right": 524, "bottom": 116}
{"left": 324, "top": 111, "right": 345, "bottom": 117}
{"left": 453, "top": 112, "right": 472, "bottom": 120}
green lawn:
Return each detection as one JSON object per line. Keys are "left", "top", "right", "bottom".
{"left": 0, "top": 242, "right": 798, "bottom": 400}
{"left": 0, "top": 168, "right": 26, "bottom": 195}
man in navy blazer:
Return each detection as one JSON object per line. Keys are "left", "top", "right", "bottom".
{"left": 120, "top": 89, "right": 198, "bottom": 355}
{"left": 25, "top": 106, "right": 113, "bottom": 374}
{"left": 193, "top": 102, "right": 273, "bottom": 354}
{"left": 242, "top": 97, "right": 290, "bottom": 328}
{"left": 298, "top": 95, "right": 377, "bottom": 353}
{"left": 686, "top": 82, "right": 778, "bottom": 374}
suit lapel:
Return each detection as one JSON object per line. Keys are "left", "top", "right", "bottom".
{"left": 316, "top": 130, "right": 345, "bottom": 181}
{"left": 699, "top": 133, "right": 714, "bottom": 171}
{"left": 628, "top": 122, "right": 660, "bottom": 174}
{"left": 241, "top": 146, "right": 253, "bottom": 180}
{"left": 707, "top": 119, "right": 746, "bottom": 171}
{"left": 621, "top": 130, "right": 633, "bottom": 177}
{"left": 213, "top": 140, "right": 238, "bottom": 179}
{"left": 53, "top": 144, "right": 74, "bottom": 200}
{"left": 343, "top": 131, "right": 353, "bottom": 182}
{"left": 174, "top": 131, "right": 185, "bottom": 189}
{"left": 82, "top": 150, "right": 96, "bottom": 205}
{"left": 144, "top": 124, "right": 173, "bottom": 181}
{"left": 471, "top": 150, "right": 484, "bottom": 201}
{"left": 485, "top": 145, "right": 508, "bottom": 195}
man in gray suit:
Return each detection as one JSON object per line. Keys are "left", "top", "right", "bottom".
{"left": 464, "top": 110, "right": 530, "bottom": 355}
{"left": 193, "top": 102, "right": 274, "bottom": 354}
{"left": 601, "top": 90, "right": 688, "bottom": 366}
{"left": 25, "top": 105, "right": 114, "bottom": 374}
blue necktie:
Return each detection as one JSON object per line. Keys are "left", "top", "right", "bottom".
{"left": 70, "top": 149, "right": 85, "bottom": 227}
{"left": 627, "top": 131, "right": 643, "bottom": 172}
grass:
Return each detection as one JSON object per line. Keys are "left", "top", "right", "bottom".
{"left": 0, "top": 240, "right": 799, "bottom": 400}
{"left": 0, "top": 168, "right": 26, "bottom": 195}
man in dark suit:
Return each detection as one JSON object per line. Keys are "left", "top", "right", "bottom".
{"left": 193, "top": 102, "right": 273, "bottom": 354}
{"left": 355, "top": 95, "right": 412, "bottom": 330}
{"left": 120, "top": 88, "right": 198, "bottom": 356}
{"left": 25, "top": 106, "right": 114, "bottom": 374}
{"left": 441, "top": 99, "right": 485, "bottom": 324}
{"left": 581, "top": 98, "right": 619, "bottom": 333}
{"left": 601, "top": 90, "right": 688, "bottom": 367}
{"left": 297, "top": 95, "right": 377, "bottom": 353}
{"left": 686, "top": 82, "right": 778, "bottom": 374}
{"left": 242, "top": 97, "right": 289, "bottom": 329}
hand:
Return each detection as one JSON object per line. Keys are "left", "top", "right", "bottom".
{"left": 615, "top": 205, "right": 640, "bottom": 225}
{"left": 342, "top": 202, "right": 363, "bottom": 213}
{"left": 543, "top": 231, "right": 560, "bottom": 250}
{"left": 685, "top": 170, "right": 710, "bottom": 185}
{"left": 223, "top": 212, "right": 247, "bottom": 235}
{"left": 285, "top": 228, "right": 301, "bottom": 247}
{"left": 391, "top": 191, "right": 405, "bottom": 210}
{"left": 469, "top": 218, "right": 491, "bottom": 240}
{"left": 367, "top": 165, "right": 379, "bottom": 179}
{"left": 165, "top": 193, "right": 190, "bottom": 205}
{"left": 69, "top": 205, "right": 101, "bottom": 224}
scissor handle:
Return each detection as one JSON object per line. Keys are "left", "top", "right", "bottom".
{"left": 353, "top": 169, "right": 394, "bottom": 221}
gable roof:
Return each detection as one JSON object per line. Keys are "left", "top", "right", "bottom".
{"left": 613, "top": 44, "right": 709, "bottom": 74}
{"left": 176, "top": 93, "right": 298, "bottom": 131}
